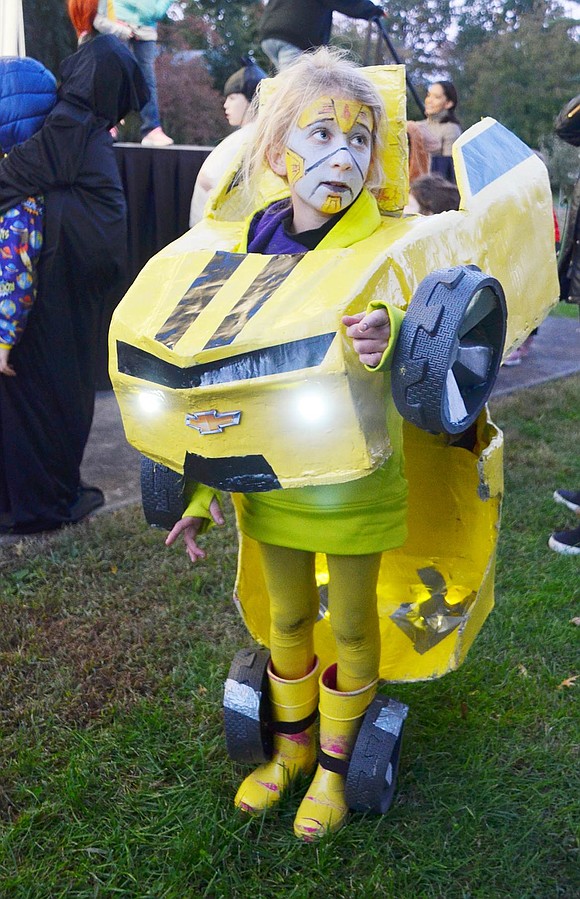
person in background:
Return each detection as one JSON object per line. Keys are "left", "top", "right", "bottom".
{"left": 0, "top": 36, "right": 148, "bottom": 535}
{"left": 549, "top": 489, "right": 580, "bottom": 556}
{"left": 406, "top": 119, "right": 437, "bottom": 184}
{"left": 259, "top": 0, "right": 386, "bottom": 71}
{"left": 0, "top": 58, "right": 57, "bottom": 378}
{"left": 414, "top": 80, "right": 461, "bottom": 183}
{"left": 189, "top": 57, "right": 267, "bottom": 228}
{"left": 503, "top": 150, "right": 560, "bottom": 366}
{"left": 547, "top": 93, "right": 580, "bottom": 556}
{"left": 68, "top": 0, "right": 175, "bottom": 146}
{"left": 406, "top": 172, "right": 460, "bottom": 216}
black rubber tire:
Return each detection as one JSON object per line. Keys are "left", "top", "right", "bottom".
{"left": 223, "top": 648, "right": 274, "bottom": 764}
{"left": 140, "top": 456, "right": 186, "bottom": 530}
{"left": 391, "top": 265, "right": 507, "bottom": 434}
{"left": 345, "top": 696, "right": 408, "bottom": 815}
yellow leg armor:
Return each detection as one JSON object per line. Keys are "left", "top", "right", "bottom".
{"left": 293, "top": 663, "right": 376, "bottom": 840}
{"left": 234, "top": 658, "right": 319, "bottom": 814}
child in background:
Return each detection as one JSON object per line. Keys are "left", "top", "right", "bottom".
{"left": 67, "top": 0, "right": 174, "bottom": 146}
{"left": 0, "top": 57, "right": 57, "bottom": 377}
{"left": 166, "top": 47, "right": 408, "bottom": 840}
{"left": 407, "top": 172, "right": 460, "bottom": 216}
{"left": 189, "top": 58, "right": 267, "bottom": 227}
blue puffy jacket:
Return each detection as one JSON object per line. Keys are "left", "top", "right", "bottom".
{"left": 0, "top": 57, "right": 57, "bottom": 154}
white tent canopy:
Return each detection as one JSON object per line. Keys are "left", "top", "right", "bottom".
{"left": 0, "top": 0, "right": 26, "bottom": 56}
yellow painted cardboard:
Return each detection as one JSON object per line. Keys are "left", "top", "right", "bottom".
{"left": 110, "top": 119, "right": 557, "bottom": 486}
{"left": 233, "top": 408, "right": 502, "bottom": 682}
{"left": 109, "top": 66, "right": 559, "bottom": 680}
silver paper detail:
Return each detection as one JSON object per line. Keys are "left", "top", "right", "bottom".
{"left": 223, "top": 678, "right": 261, "bottom": 720}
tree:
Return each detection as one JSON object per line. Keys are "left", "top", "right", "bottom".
{"left": 183, "top": 0, "right": 267, "bottom": 89}
{"left": 449, "top": 11, "right": 580, "bottom": 145}
{"left": 155, "top": 53, "right": 230, "bottom": 145}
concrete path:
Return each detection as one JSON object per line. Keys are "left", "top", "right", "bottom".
{"left": 1, "top": 313, "right": 578, "bottom": 545}
{"left": 492, "top": 314, "right": 580, "bottom": 397}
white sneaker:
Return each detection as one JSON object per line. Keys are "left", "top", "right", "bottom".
{"left": 553, "top": 489, "right": 580, "bottom": 514}
{"left": 548, "top": 525, "right": 580, "bottom": 555}
{"left": 141, "top": 127, "right": 174, "bottom": 147}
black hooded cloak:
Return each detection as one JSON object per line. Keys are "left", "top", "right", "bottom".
{"left": 0, "top": 35, "right": 148, "bottom": 531}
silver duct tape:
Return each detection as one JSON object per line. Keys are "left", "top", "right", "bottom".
{"left": 223, "top": 678, "right": 261, "bottom": 720}
{"left": 374, "top": 701, "right": 408, "bottom": 738}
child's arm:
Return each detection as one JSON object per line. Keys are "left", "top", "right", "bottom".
{"left": 342, "top": 303, "right": 405, "bottom": 369}
{"left": 93, "top": 0, "right": 133, "bottom": 40}
{"left": 92, "top": 13, "right": 134, "bottom": 40}
{"left": 0, "top": 345, "right": 16, "bottom": 377}
{"left": 165, "top": 494, "right": 224, "bottom": 564}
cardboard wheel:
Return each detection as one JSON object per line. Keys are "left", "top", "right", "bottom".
{"left": 345, "top": 696, "right": 408, "bottom": 815}
{"left": 223, "top": 648, "right": 273, "bottom": 764}
{"left": 140, "top": 456, "right": 185, "bottom": 530}
{"left": 392, "top": 265, "right": 507, "bottom": 434}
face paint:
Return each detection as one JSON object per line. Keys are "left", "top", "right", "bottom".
{"left": 297, "top": 96, "right": 373, "bottom": 133}
{"left": 282, "top": 95, "right": 374, "bottom": 231}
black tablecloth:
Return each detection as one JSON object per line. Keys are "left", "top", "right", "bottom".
{"left": 97, "top": 143, "right": 211, "bottom": 388}
{"left": 114, "top": 142, "right": 212, "bottom": 283}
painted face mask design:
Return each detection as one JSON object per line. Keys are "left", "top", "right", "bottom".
{"left": 284, "top": 96, "right": 374, "bottom": 221}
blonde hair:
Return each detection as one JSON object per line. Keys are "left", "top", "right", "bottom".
{"left": 242, "top": 46, "right": 387, "bottom": 195}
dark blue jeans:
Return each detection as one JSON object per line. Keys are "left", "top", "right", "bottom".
{"left": 130, "top": 38, "right": 160, "bottom": 136}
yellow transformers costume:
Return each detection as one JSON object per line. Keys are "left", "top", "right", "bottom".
{"left": 110, "top": 64, "right": 558, "bottom": 823}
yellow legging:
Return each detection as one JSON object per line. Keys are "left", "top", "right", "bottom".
{"left": 257, "top": 542, "right": 382, "bottom": 692}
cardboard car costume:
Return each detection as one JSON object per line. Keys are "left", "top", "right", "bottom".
{"left": 110, "top": 65, "right": 559, "bottom": 682}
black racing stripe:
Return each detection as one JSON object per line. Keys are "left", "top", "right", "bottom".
{"left": 204, "top": 255, "right": 303, "bottom": 350}
{"left": 116, "top": 332, "right": 336, "bottom": 389}
{"left": 154, "top": 251, "right": 246, "bottom": 349}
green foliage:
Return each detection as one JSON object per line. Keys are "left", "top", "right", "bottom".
{"left": 22, "top": 0, "right": 76, "bottom": 75}
{"left": 370, "top": 0, "right": 454, "bottom": 75}
{"left": 186, "top": 0, "right": 268, "bottom": 89}
{"left": 451, "top": 13, "right": 580, "bottom": 146}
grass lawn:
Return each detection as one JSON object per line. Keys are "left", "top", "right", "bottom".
{"left": 1, "top": 376, "right": 579, "bottom": 899}
{"left": 549, "top": 301, "right": 579, "bottom": 319}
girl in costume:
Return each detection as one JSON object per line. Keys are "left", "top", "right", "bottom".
{"left": 166, "top": 47, "right": 408, "bottom": 840}
{"left": 189, "top": 58, "right": 267, "bottom": 228}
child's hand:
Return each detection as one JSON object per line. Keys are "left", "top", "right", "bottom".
{"left": 0, "top": 346, "right": 16, "bottom": 377}
{"left": 342, "top": 308, "right": 391, "bottom": 368}
{"left": 164, "top": 497, "right": 224, "bottom": 564}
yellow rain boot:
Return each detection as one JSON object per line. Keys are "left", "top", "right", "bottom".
{"left": 234, "top": 658, "right": 319, "bottom": 814}
{"left": 293, "top": 663, "right": 376, "bottom": 840}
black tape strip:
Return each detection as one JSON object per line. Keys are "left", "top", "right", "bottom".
{"left": 318, "top": 750, "right": 349, "bottom": 776}
{"left": 274, "top": 709, "right": 318, "bottom": 735}
{"left": 184, "top": 451, "right": 281, "bottom": 493}
{"left": 204, "top": 254, "right": 303, "bottom": 349}
{"left": 155, "top": 251, "right": 246, "bottom": 349}
{"left": 116, "top": 332, "right": 335, "bottom": 389}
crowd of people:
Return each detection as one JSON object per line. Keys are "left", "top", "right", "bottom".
{"left": 0, "top": 0, "right": 577, "bottom": 847}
